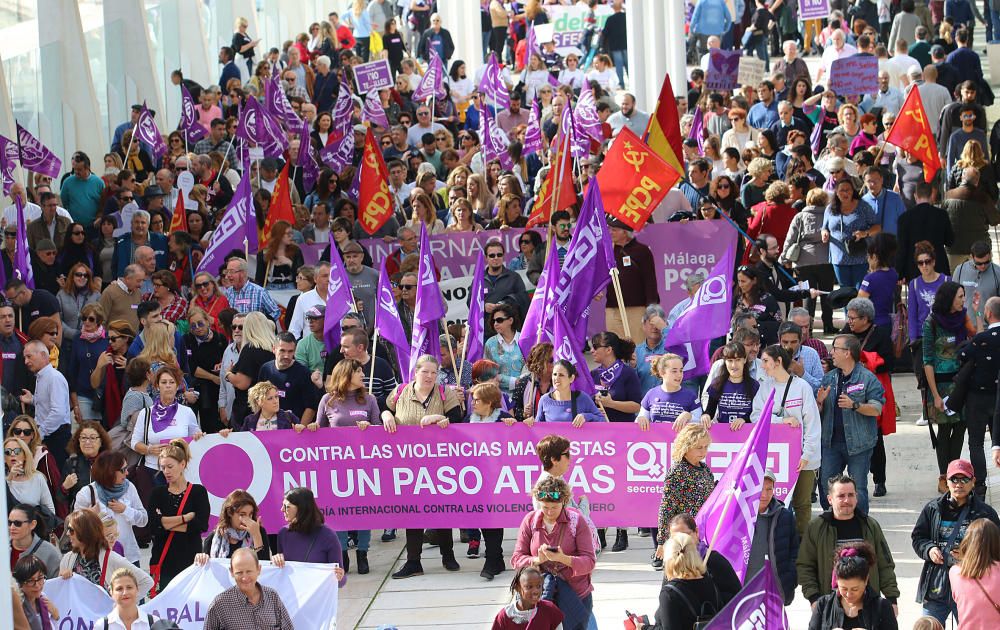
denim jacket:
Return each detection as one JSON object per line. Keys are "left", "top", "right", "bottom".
{"left": 820, "top": 363, "right": 884, "bottom": 456}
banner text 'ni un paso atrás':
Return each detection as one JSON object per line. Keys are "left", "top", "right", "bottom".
{"left": 187, "top": 423, "right": 801, "bottom": 530}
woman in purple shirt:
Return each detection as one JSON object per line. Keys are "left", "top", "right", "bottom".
{"left": 906, "top": 241, "right": 949, "bottom": 424}
{"left": 858, "top": 233, "right": 899, "bottom": 328}
{"left": 535, "top": 360, "right": 606, "bottom": 425}
{"left": 589, "top": 332, "right": 643, "bottom": 423}
{"left": 638, "top": 354, "right": 703, "bottom": 431}
{"left": 272, "top": 487, "right": 347, "bottom": 588}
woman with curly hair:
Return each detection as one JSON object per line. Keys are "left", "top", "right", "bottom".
{"left": 255, "top": 220, "right": 303, "bottom": 290}
{"left": 748, "top": 180, "right": 798, "bottom": 248}
{"left": 316, "top": 359, "right": 381, "bottom": 427}
{"left": 653, "top": 424, "right": 714, "bottom": 570}
{"left": 740, "top": 157, "right": 774, "bottom": 211}
{"left": 221, "top": 381, "right": 300, "bottom": 433}
{"left": 511, "top": 342, "right": 553, "bottom": 423}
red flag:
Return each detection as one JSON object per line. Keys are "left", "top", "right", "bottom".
{"left": 596, "top": 127, "right": 681, "bottom": 231}
{"left": 261, "top": 162, "right": 296, "bottom": 249}
{"left": 644, "top": 74, "right": 685, "bottom": 175}
{"left": 527, "top": 132, "right": 576, "bottom": 228}
{"left": 167, "top": 189, "right": 188, "bottom": 234}
{"left": 358, "top": 127, "right": 394, "bottom": 235}
{"left": 885, "top": 87, "right": 941, "bottom": 183}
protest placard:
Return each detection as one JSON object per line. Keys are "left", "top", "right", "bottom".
{"left": 353, "top": 59, "right": 394, "bottom": 93}
{"left": 799, "top": 0, "right": 830, "bottom": 20}
{"left": 186, "top": 423, "right": 802, "bottom": 530}
{"left": 737, "top": 56, "right": 765, "bottom": 88}
{"left": 707, "top": 48, "right": 742, "bottom": 91}
{"left": 829, "top": 54, "right": 879, "bottom": 96}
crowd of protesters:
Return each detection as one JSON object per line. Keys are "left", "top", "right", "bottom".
{"left": 6, "top": 1, "right": 1000, "bottom": 628}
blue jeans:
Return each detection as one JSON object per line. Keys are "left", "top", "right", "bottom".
{"left": 819, "top": 441, "right": 874, "bottom": 515}
{"left": 832, "top": 262, "right": 868, "bottom": 289}
{"left": 923, "top": 598, "right": 958, "bottom": 626}
{"left": 337, "top": 529, "right": 371, "bottom": 552}
{"left": 610, "top": 49, "right": 627, "bottom": 87}
{"left": 991, "top": 8, "right": 1000, "bottom": 43}
{"left": 746, "top": 35, "right": 770, "bottom": 72}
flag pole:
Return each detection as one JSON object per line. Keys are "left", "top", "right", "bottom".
{"left": 444, "top": 328, "right": 459, "bottom": 386}
{"left": 369, "top": 327, "right": 379, "bottom": 391}
{"left": 215, "top": 139, "right": 233, "bottom": 186}
{"left": 702, "top": 483, "right": 736, "bottom": 563}
{"left": 609, "top": 267, "right": 631, "bottom": 339}
{"left": 536, "top": 244, "right": 555, "bottom": 343}
{"left": 457, "top": 322, "right": 470, "bottom": 384}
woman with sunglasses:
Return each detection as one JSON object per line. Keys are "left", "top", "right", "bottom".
{"left": 9, "top": 504, "right": 61, "bottom": 576}
{"left": 59, "top": 508, "right": 153, "bottom": 595}
{"left": 164, "top": 130, "right": 186, "bottom": 170}
{"left": 4, "top": 436, "right": 55, "bottom": 520}
{"left": 509, "top": 230, "right": 544, "bottom": 285}
{"left": 6, "top": 416, "right": 63, "bottom": 514}
{"left": 182, "top": 307, "right": 227, "bottom": 434}
{"left": 60, "top": 422, "right": 112, "bottom": 508}
{"left": 66, "top": 303, "right": 109, "bottom": 424}
{"left": 511, "top": 476, "right": 597, "bottom": 630}
{"left": 721, "top": 108, "right": 758, "bottom": 153}
{"left": 57, "top": 263, "right": 99, "bottom": 344}
{"left": 57, "top": 223, "right": 99, "bottom": 278}
{"left": 72, "top": 450, "right": 147, "bottom": 567}
{"left": 89, "top": 320, "right": 134, "bottom": 428}
{"left": 14, "top": 554, "right": 59, "bottom": 628}
{"left": 484, "top": 304, "right": 525, "bottom": 396}
{"left": 190, "top": 272, "right": 230, "bottom": 335}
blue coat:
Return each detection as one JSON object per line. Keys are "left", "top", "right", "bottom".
{"left": 690, "top": 0, "right": 733, "bottom": 36}
{"left": 67, "top": 337, "right": 109, "bottom": 398}
{"left": 819, "top": 363, "right": 885, "bottom": 456}
{"left": 110, "top": 232, "right": 168, "bottom": 279}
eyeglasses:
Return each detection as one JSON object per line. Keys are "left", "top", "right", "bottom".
{"left": 108, "top": 335, "right": 131, "bottom": 343}
{"left": 74, "top": 272, "right": 90, "bottom": 278}
{"left": 399, "top": 284, "right": 416, "bottom": 291}
{"left": 82, "top": 316, "right": 98, "bottom": 323}
{"left": 948, "top": 476, "right": 972, "bottom": 485}
{"left": 79, "top": 435, "right": 100, "bottom": 442}
{"left": 11, "top": 427, "right": 33, "bottom": 436}
{"left": 195, "top": 281, "right": 213, "bottom": 290}
{"left": 916, "top": 258, "right": 934, "bottom": 266}
{"left": 8, "top": 519, "right": 28, "bottom": 527}
{"left": 280, "top": 503, "right": 294, "bottom": 512}
{"left": 417, "top": 111, "right": 430, "bottom": 117}
{"left": 152, "top": 282, "right": 164, "bottom": 288}
{"left": 831, "top": 345, "right": 849, "bottom": 352}
{"left": 519, "top": 239, "right": 532, "bottom": 245}
{"left": 536, "top": 490, "right": 562, "bottom": 500}
{"left": 4, "top": 233, "right": 15, "bottom": 238}
{"left": 555, "top": 223, "right": 571, "bottom": 230}
{"left": 716, "top": 183, "right": 730, "bottom": 189}
{"left": 120, "top": 196, "right": 134, "bottom": 201}
{"left": 493, "top": 316, "right": 511, "bottom": 324}
{"left": 190, "top": 320, "right": 207, "bottom": 329}
{"left": 4, "top": 447, "right": 23, "bottom": 456}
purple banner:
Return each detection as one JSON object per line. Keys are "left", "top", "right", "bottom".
{"left": 353, "top": 59, "right": 394, "bottom": 93}
{"left": 829, "top": 54, "right": 879, "bottom": 97}
{"left": 706, "top": 48, "right": 741, "bottom": 91}
{"left": 187, "top": 423, "right": 802, "bottom": 529}
{"left": 799, "top": 0, "right": 830, "bottom": 21}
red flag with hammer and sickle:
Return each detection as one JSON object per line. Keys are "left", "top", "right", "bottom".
{"left": 358, "top": 127, "right": 395, "bottom": 235}
{"left": 596, "top": 127, "right": 681, "bottom": 231}
{"left": 885, "top": 87, "right": 941, "bottom": 183}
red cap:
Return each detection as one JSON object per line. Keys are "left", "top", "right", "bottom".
{"left": 946, "top": 459, "right": 974, "bottom": 479}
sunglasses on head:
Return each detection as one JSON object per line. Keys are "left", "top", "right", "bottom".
{"left": 536, "top": 490, "right": 562, "bottom": 500}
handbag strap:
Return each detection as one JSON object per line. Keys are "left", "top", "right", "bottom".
{"left": 973, "top": 577, "right": 1000, "bottom": 615}
{"left": 98, "top": 548, "right": 111, "bottom": 586}
{"left": 942, "top": 503, "right": 971, "bottom": 552}
{"left": 302, "top": 528, "right": 321, "bottom": 562}
{"left": 664, "top": 582, "right": 718, "bottom": 621}
{"left": 156, "top": 483, "right": 194, "bottom": 568}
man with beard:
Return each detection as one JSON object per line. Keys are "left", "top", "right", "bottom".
{"left": 754, "top": 234, "right": 820, "bottom": 317}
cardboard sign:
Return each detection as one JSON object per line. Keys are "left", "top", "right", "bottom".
{"left": 707, "top": 48, "right": 742, "bottom": 91}
{"left": 829, "top": 54, "right": 879, "bottom": 96}
{"left": 737, "top": 56, "right": 766, "bottom": 87}
{"left": 353, "top": 59, "right": 394, "bottom": 93}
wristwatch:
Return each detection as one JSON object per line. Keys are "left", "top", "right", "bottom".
{"left": 852, "top": 401, "right": 860, "bottom": 411}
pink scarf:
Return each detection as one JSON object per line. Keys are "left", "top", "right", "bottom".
{"left": 79, "top": 325, "right": 106, "bottom": 342}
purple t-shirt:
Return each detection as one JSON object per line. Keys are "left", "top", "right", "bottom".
{"left": 706, "top": 379, "right": 759, "bottom": 425}
{"left": 639, "top": 387, "right": 702, "bottom": 423}
{"left": 860, "top": 268, "right": 899, "bottom": 327}
{"left": 908, "top": 274, "right": 950, "bottom": 340}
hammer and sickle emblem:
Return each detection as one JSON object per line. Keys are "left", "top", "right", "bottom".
{"left": 622, "top": 141, "right": 646, "bottom": 174}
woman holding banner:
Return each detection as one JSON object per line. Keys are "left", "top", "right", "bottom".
{"left": 589, "top": 332, "right": 642, "bottom": 424}
{"left": 195, "top": 489, "right": 270, "bottom": 564}
{"left": 512, "top": 342, "right": 553, "bottom": 424}
{"left": 14, "top": 555, "right": 59, "bottom": 629}
{"left": 752, "top": 344, "right": 822, "bottom": 537}
{"left": 97, "top": 567, "right": 165, "bottom": 630}
{"left": 534, "top": 360, "right": 605, "bottom": 425}
{"left": 272, "top": 487, "right": 347, "bottom": 586}
{"left": 383, "top": 354, "right": 466, "bottom": 579}
{"left": 637, "top": 354, "right": 703, "bottom": 432}
{"left": 700, "top": 342, "right": 760, "bottom": 430}
{"left": 59, "top": 509, "right": 154, "bottom": 596}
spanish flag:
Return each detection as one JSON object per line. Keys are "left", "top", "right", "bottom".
{"left": 885, "top": 86, "right": 941, "bottom": 183}
{"left": 644, "top": 74, "right": 685, "bottom": 176}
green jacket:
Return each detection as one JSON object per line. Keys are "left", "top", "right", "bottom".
{"left": 796, "top": 511, "right": 900, "bottom": 604}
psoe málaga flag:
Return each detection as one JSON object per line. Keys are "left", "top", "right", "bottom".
{"left": 703, "top": 560, "right": 790, "bottom": 630}
{"left": 596, "top": 127, "right": 681, "bottom": 231}
{"left": 885, "top": 86, "right": 941, "bottom": 183}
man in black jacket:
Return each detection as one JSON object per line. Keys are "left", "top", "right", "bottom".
{"left": 483, "top": 240, "right": 528, "bottom": 340}
{"left": 960, "top": 296, "right": 1000, "bottom": 495}
{"left": 894, "top": 182, "right": 953, "bottom": 280}
{"left": 754, "top": 234, "right": 820, "bottom": 317}
{"left": 747, "top": 471, "right": 799, "bottom": 605}
{"left": 911, "top": 458, "right": 1000, "bottom": 625}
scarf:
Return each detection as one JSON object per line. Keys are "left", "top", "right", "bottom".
{"left": 150, "top": 398, "right": 180, "bottom": 433}
{"left": 209, "top": 527, "right": 252, "bottom": 558}
{"left": 597, "top": 360, "right": 625, "bottom": 389}
{"left": 932, "top": 309, "right": 969, "bottom": 343}
{"left": 36, "top": 596, "right": 53, "bottom": 630}
{"left": 102, "top": 356, "right": 125, "bottom": 431}
{"left": 469, "top": 408, "right": 502, "bottom": 423}
{"left": 94, "top": 480, "right": 128, "bottom": 505}
{"left": 79, "top": 325, "right": 106, "bottom": 342}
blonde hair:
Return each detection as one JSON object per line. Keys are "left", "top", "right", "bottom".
{"left": 467, "top": 173, "right": 493, "bottom": 213}
{"left": 234, "top": 16, "right": 248, "bottom": 29}
{"left": 137, "top": 322, "right": 176, "bottom": 367}
{"left": 805, "top": 188, "right": 829, "bottom": 207}
{"left": 247, "top": 381, "right": 278, "bottom": 414}
{"left": 109, "top": 567, "right": 138, "bottom": 588}
{"left": 651, "top": 353, "right": 684, "bottom": 379}
{"left": 837, "top": 103, "right": 859, "bottom": 125}
{"left": 3, "top": 437, "right": 36, "bottom": 476}
{"left": 8, "top": 415, "right": 42, "bottom": 453}
{"left": 671, "top": 424, "right": 711, "bottom": 465}
{"left": 159, "top": 438, "right": 191, "bottom": 466}
{"left": 746, "top": 157, "right": 772, "bottom": 178}
{"left": 764, "top": 180, "right": 790, "bottom": 203}
{"left": 663, "top": 532, "right": 707, "bottom": 580}
{"left": 956, "top": 139, "right": 988, "bottom": 170}
{"left": 242, "top": 312, "right": 276, "bottom": 351}
{"left": 911, "top": 617, "right": 944, "bottom": 630}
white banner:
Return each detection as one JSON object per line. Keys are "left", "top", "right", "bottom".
{"left": 441, "top": 270, "right": 534, "bottom": 328}
{"left": 42, "top": 562, "right": 339, "bottom": 630}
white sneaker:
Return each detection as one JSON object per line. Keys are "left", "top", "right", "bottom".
{"left": 916, "top": 416, "right": 928, "bottom": 426}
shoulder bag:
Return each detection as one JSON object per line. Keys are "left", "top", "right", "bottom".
{"left": 664, "top": 581, "right": 721, "bottom": 630}
{"left": 149, "top": 482, "right": 194, "bottom": 597}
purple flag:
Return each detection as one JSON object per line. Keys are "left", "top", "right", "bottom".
{"left": 361, "top": 91, "right": 390, "bottom": 129}
{"left": 810, "top": 110, "right": 824, "bottom": 156}
{"left": 323, "top": 245, "right": 357, "bottom": 353}
{"left": 408, "top": 222, "right": 446, "bottom": 378}
{"left": 465, "top": 251, "right": 487, "bottom": 364}
{"left": 297, "top": 118, "right": 321, "bottom": 192}
{"left": 237, "top": 98, "right": 287, "bottom": 159}
{"left": 525, "top": 24, "right": 539, "bottom": 60}
{"left": 15, "top": 124, "right": 61, "bottom": 178}
{"left": 575, "top": 87, "right": 603, "bottom": 143}
{"left": 133, "top": 103, "right": 168, "bottom": 160}
{"left": 13, "top": 197, "right": 33, "bottom": 289}
{"left": 0, "top": 136, "right": 17, "bottom": 196}
{"left": 375, "top": 259, "right": 411, "bottom": 374}
{"left": 179, "top": 86, "right": 208, "bottom": 144}
{"left": 518, "top": 244, "right": 559, "bottom": 357}
{"left": 552, "top": 306, "right": 596, "bottom": 396}
{"left": 704, "top": 560, "right": 790, "bottom": 630}
{"left": 332, "top": 85, "right": 355, "bottom": 138}
{"left": 414, "top": 49, "right": 446, "bottom": 102}
{"left": 319, "top": 130, "right": 354, "bottom": 173}
{"left": 480, "top": 106, "right": 513, "bottom": 171}
{"left": 688, "top": 106, "right": 705, "bottom": 154}
{"left": 553, "top": 179, "right": 614, "bottom": 342}
{"left": 696, "top": 390, "right": 774, "bottom": 583}
{"left": 523, "top": 100, "right": 543, "bottom": 156}
{"left": 560, "top": 102, "right": 589, "bottom": 159}
{"left": 478, "top": 53, "right": 511, "bottom": 109}
{"left": 265, "top": 74, "right": 303, "bottom": 130}
{"left": 197, "top": 170, "right": 255, "bottom": 274}
{"left": 347, "top": 162, "right": 361, "bottom": 201}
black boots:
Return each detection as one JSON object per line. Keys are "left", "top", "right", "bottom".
{"left": 357, "top": 550, "right": 369, "bottom": 574}
{"left": 392, "top": 561, "right": 424, "bottom": 579}
{"left": 341, "top": 550, "right": 350, "bottom": 574}
{"left": 612, "top": 529, "right": 629, "bottom": 552}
